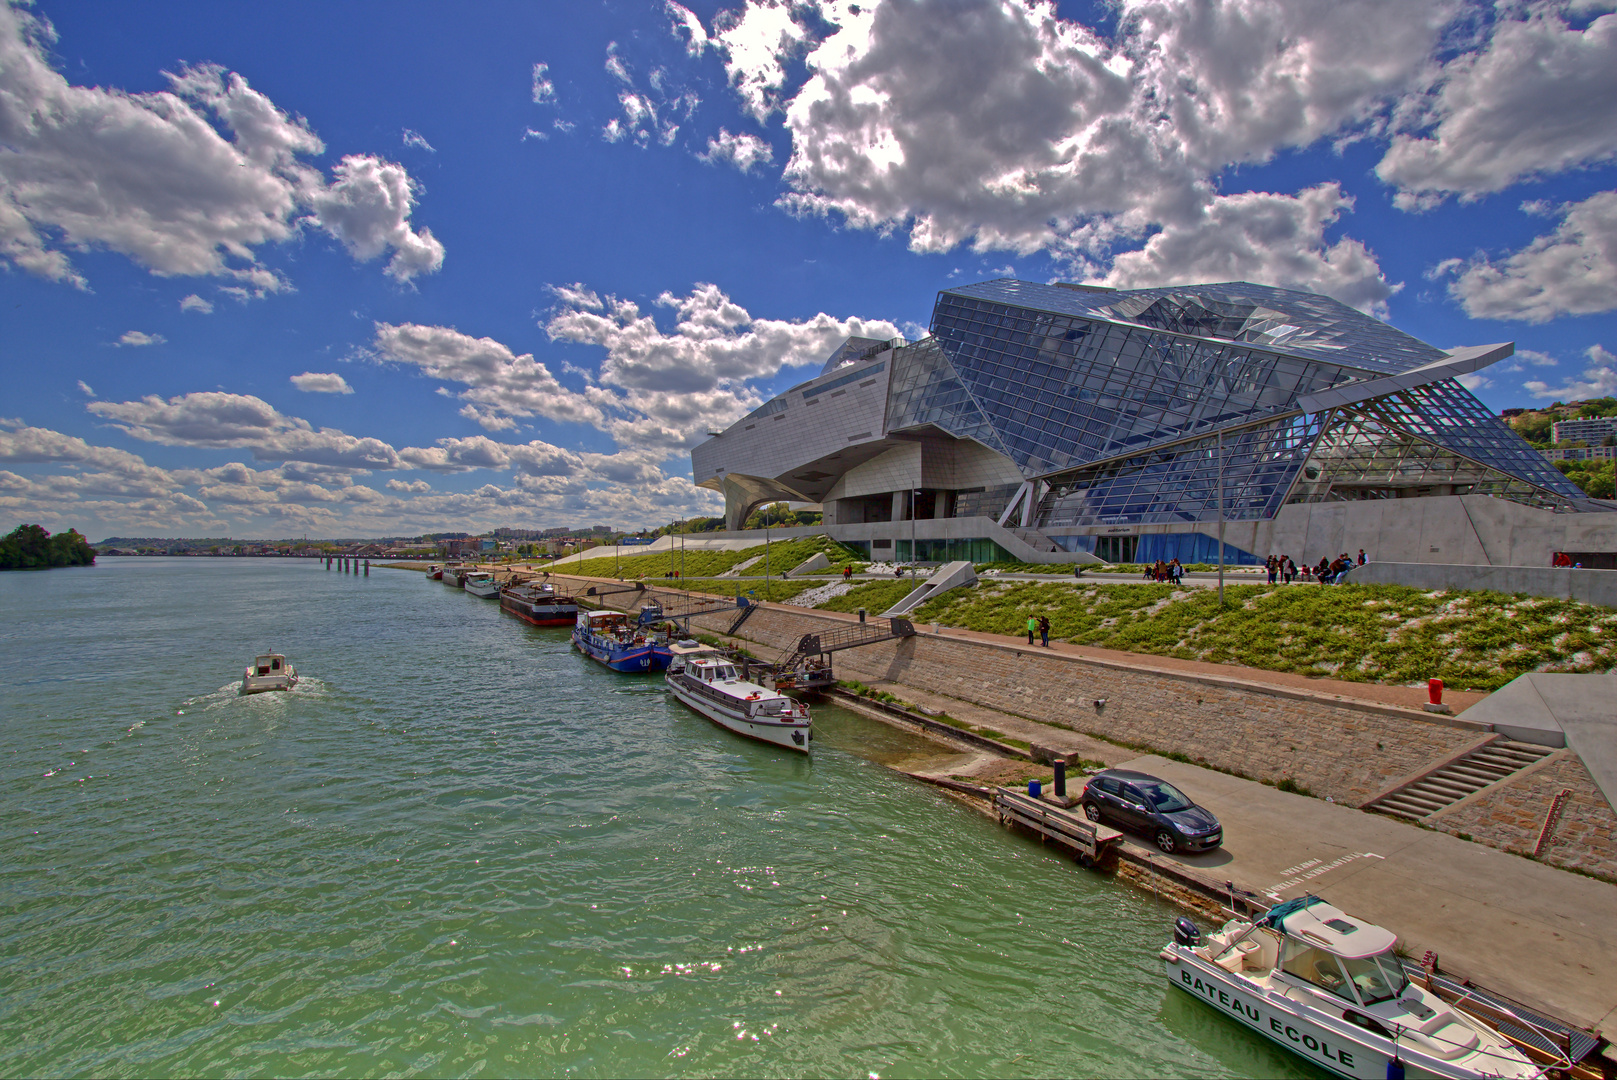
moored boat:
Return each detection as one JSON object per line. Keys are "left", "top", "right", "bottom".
{"left": 426, "top": 564, "right": 443, "bottom": 580}
{"left": 572, "top": 609, "right": 671, "bottom": 672}
{"left": 443, "top": 564, "right": 469, "bottom": 587}
{"left": 241, "top": 652, "right": 298, "bottom": 694}
{"left": 500, "top": 582, "right": 579, "bottom": 626}
{"left": 463, "top": 571, "right": 500, "bottom": 598}
{"left": 1161, "top": 896, "right": 1540, "bottom": 1079}
{"left": 665, "top": 642, "right": 811, "bottom": 752}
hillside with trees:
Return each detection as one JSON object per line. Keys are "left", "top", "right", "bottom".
{"left": 0, "top": 524, "right": 97, "bottom": 570}
{"left": 1503, "top": 397, "right": 1617, "bottom": 499}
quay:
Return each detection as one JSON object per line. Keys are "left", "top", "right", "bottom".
{"left": 540, "top": 570, "right": 1617, "bottom": 1042}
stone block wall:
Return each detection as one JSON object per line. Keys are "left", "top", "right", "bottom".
{"left": 564, "top": 578, "right": 1478, "bottom": 807}
{"left": 1436, "top": 753, "right": 1617, "bottom": 879}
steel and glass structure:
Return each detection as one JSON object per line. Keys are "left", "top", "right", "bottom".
{"left": 693, "top": 279, "right": 1608, "bottom": 565}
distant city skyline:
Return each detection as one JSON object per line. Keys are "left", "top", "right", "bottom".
{"left": 3, "top": 0, "right": 1615, "bottom": 539}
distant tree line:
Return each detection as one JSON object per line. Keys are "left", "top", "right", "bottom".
{"left": 1, "top": 524, "right": 97, "bottom": 570}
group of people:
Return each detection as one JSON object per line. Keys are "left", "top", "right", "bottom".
{"left": 1026, "top": 614, "right": 1052, "bottom": 647}
{"left": 1141, "top": 559, "right": 1185, "bottom": 584}
{"left": 1265, "top": 549, "right": 1367, "bottom": 585}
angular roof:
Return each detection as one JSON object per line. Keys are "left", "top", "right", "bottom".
{"left": 942, "top": 279, "right": 1447, "bottom": 376}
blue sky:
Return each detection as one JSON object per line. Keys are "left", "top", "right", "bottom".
{"left": 2, "top": 0, "right": 1615, "bottom": 539}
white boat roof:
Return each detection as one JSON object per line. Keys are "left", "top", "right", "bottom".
{"left": 1279, "top": 901, "right": 1397, "bottom": 958}
{"left": 668, "top": 641, "right": 721, "bottom": 656}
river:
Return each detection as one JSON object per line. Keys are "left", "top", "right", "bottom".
{"left": 0, "top": 557, "right": 1314, "bottom": 1078}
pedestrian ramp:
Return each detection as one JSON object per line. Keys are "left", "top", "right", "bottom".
{"left": 1364, "top": 737, "right": 1556, "bottom": 821}
{"left": 880, "top": 560, "right": 977, "bottom": 617}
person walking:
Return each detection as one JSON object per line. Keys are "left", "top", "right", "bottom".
{"left": 1266, "top": 555, "right": 1277, "bottom": 585}
{"left": 1027, "top": 614, "right": 1037, "bottom": 645}
{"left": 1038, "top": 614, "right": 1051, "bottom": 648}
{"left": 842, "top": 564, "right": 852, "bottom": 582}
{"left": 1283, "top": 556, "right": 1295, "bottom": 584}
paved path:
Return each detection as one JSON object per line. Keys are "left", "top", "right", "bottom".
{"left": 1112, "top": 755, "right": 1617, "bottom": 1032}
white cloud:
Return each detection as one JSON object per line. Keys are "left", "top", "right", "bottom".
{"left": 712, "top": 0, "right": 811, "bottom": 122}
{"left": 531, "top": 62, "right": 557, "bottom": 104}
{"left": 179, "top": 294, "right": 213, "bottom": 314}
{"left": 88, "top": 391, "right": 403, "bottom": 470}
{"left": 1445, "top": 190, "right": 1617, "bottom": 322}
{"left": 373, "top": 322, "right": 606, "bottom": 430}
{"left": 76, "top": 380, "right": 94, "bottom": 397}
{"left": 1457, "top": 372, "right": 1492, "bottom": 391}
{"left": 290, "top": 372, "right": 354, "bottom": 394}
{"left": 1101, "top": 184, "right": 1396, "bottom": 315}
{"left": 302, "top": 155, "right": 445, "bottom": 282}
{"left": 401, "top": 129, "right": 436, "bottom": 152}
{"left": 522, "top": 128, "right": 549, "bottom": 142}
{"left": 0, "top": 5, "right": 442, "bottom": 291}
{"left": 1377, "top": 4, "right": 1617, "bottom": 204}
{"left": 1524, "top": 344, "right": 1617, "bottom": 399}
{"left": 1516, "top": 349, "right": 1560, "bottom": 367}
{"left": 117, "top": 331, "right": 166, "bottom": 347}
{"left": 699, "top": 129, "right": 774, "bottom": 173}
{"left": 386, "top": 478, "right": 432, "bottom": 493}
{"left": 605, "top": 42, "right": 632, "bottom": 84}
{"left": 666, "top": 2, "right": 710, "bottom": 56}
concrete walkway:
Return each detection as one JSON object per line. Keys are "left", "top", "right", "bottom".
{"left": 1113, "top": 755, "right": 1617, "bottom": 1032}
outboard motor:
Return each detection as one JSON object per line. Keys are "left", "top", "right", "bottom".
{"left": 1173, "top": 917, "right": 1201, "bottom": 947}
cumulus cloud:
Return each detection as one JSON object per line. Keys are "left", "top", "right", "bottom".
{"left": 532, "top": 62, "right": 557, "bottom": 104}
{"left": 76, "top": 380, "right": 94, "bottom": 397}
{"left": 302, "top": 155, "right": 445, "bottom": 282}
{"left": 1377, "top": 4, "right": 1617, "bottom": 205}
{"left": 666, "top": 1, "right": 710, "bottom": 56}
{"left": 290, "top": 372, "right": 354, "bottom": 394}
{"left": 1101, "top": 184, "right": 1396, "bottom": 315}
{"left": 386, "top": 478, "right": 432, "bottom": 493}
{"left": 179, "top": 294, "right": 214, "bottom": 314}
{"left": 89, "top": 391, "right": 402, "bottom": 470}
{"left": 1524, "top": 344, "right": 1617, "bottom": 399}
{"left": 116, "top": 330, "right": 166, "bottom": 347}
{"left": 699, "top": 128, "right": 774, "bottom": 173}
{"left": 1443, "top": 190, "right": 1617, "bottom": 322}
{"left": 401, "top": 129, "right": 435, "bottom": 152}
{"left": 0, "top": 4, "right": 442, "bottom": 290}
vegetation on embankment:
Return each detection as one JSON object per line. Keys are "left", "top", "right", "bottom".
{"left": 910, "top": 581, "right": 1617, "bottom": 691}
{"left": 663, "top": 577, "right": 819, "bottom": 603}
{"left": 815, "top": 579, "right": 920, "bottom": 614}
{"left": 560, "top": 536, "right": 865, "bottom": 580}
{"left": 1, "top": 524, "right": 96, "bottom": 570}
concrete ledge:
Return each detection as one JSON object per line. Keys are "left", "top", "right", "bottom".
{"left": 1342, "top": 561, "right": 1617, "bottom": 607}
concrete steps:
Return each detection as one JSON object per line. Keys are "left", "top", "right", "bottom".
{"left": 1009, "top": 527, "right": 1060, "bottom": 553}
{"left": 1368, "top": 740, "right": 1555, "bottom": 821}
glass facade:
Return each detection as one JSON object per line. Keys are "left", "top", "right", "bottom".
{"left": 889, "top": 278, "right": 1603, "bottom": 529}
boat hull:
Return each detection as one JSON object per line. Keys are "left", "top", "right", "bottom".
{"left": 241, "top": 674, "right": 297, "bottom": 695}
{"left": 464, "top": 581, "right": 500, "bottom": 598}
{"left": 666, "top": 677, "right": 811, "bottom": 753}
{"left": 1161, "top": 948, "right": 1526, "bottom": 1080}
{"left": 572, "top": 628, "right": 670, "bottom": 672}
{"left": 500, "top": 595, "right": 577, "bottom": 626}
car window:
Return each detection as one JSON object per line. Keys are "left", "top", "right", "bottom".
{"left": 1093, "top": 777, "right": 1119, "bottom": 795}
{"left": 1121, "top": 784, "right": 1149, "bottom": 807}
{"left": 1136, "top": 780, "right": 1192, "bottom": 813}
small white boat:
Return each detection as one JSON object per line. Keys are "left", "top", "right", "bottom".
{"left": 1161, "top": 897, "right": 1539, "bottom": 1079}
{"left": 665, "top": 643, "right": 811, "bottom": 752}
{"left": 463, "top": 571, "right": 500, "bottom": 598}
{"left": 242, "top": 652, "right": 298, "bottom": 695}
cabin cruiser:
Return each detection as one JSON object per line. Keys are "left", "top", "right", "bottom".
{"left": 426, "top": 564, "right": 443, "bottom": 580}
{"left": 500, "top": 582, "right": 579, "bottom": 626}
{"left": 666, "top": 642, "right": 812, "bottom": 752}
{"left": 462, "top": 571, "right": 500, "bottom": 598}
{"left": 572, "top": 609, "right": 671, "bottom": 672}
{"left": 1162, "top": 897, "right": 1539, "bottom": 1078}
{"left": 241, "top": 653, "right": 298, "bottom": 695}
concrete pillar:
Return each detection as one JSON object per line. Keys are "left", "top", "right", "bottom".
{"left": 891, "top": 490, "right": 906, "bottom": 522}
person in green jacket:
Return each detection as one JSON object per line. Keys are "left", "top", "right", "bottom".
{"left": 1027, "top": 615, "right": 1036, "bottom": 645}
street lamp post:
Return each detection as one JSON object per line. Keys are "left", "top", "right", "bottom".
{"left": 1216, "top": 429, "right": 1225, "bottom": 607}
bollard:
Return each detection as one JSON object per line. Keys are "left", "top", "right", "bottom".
{"left": 326, "top": 556, "right": 331, "bottom": 570}
{"left": 858, "top": 608, "right": 866, "bottom": 624}
{"left": 1053, "top": 758, "right": 1066, "bottom": 799}
{"left": 364, "top": 559, "right": 370, "bottom": 577}
{"left": 1423, "top": 677, "right": 1453, "bottom": 715}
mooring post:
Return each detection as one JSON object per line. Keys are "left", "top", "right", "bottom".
{"left": 364, "top": 559, "right": 370, "bottom": 577}
{"left": 326, "top": 556, "right": 331, "bottom": 570}
{"left": 1053, "top": 757, "right": 1067, "bottom": 799}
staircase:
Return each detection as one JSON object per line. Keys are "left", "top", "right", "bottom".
{"left": 1367, "top": 739, "right": 1556, "bottom": 821}
{"left": 1009, "top": 527, "right": 1060, "bottom": 553}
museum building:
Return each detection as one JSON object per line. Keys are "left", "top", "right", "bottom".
{"left": 691, "top": 280, "right": 1616, "bottom": 566}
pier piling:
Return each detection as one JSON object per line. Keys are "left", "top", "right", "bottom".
{"left": 364, "top": 559, "right": 369, "bottom": 577}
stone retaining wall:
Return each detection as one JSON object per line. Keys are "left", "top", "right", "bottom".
{"left": 559, "top": 576, "right": 1477, "bottom": 807}
{"left": 1436, "top": 752, "right": 1617, "bottom": 879}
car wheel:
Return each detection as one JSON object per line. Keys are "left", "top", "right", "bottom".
{"left": 1082, "top": 802, "right": 1101, "bottom": 823}
{"left": 1155, "top": 829, "right": 1177, "bottom": 854}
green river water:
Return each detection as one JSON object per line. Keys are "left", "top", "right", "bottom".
{"left": 0, "top": 558, "right": 1314, "bottom": 1078}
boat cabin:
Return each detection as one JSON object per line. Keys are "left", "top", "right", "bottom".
{"left": 1271, "top": 902, "right": 1407, "bottom": 1008}
{"left": 251, "top": 654, "right": 288, "bottom": 676}
{"left": 579, "top": 610, "right": 636, "bottom": 637}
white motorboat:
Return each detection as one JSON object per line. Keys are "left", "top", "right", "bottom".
{"left": 665, "top": 643, "right": 811, "bottom": 752}
{"left": 463, "top": 571, "right": 500, "bottom": 598}
{"left": 241, "top": 652, "right": 298, "bottom": 695}
{"left": 1161, "top": 897, "right": 1540, "bottom": 1079}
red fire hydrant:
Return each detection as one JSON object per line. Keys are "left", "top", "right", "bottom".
{"left": 1428, "top": 678, "right": 1444, "bottom": 706}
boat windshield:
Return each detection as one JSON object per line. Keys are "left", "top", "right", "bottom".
{"left": 1279, "top": 938, "right": 1356, "bottom": 1002}
{"left": 1340, "top": 951, "right": 1408, "bottom": 1004}
{"left": 717, "top": 666, "right": 736, "bottom": 680}
{"left": 1136, "top": 780, "right": 1193, "bottom": 813}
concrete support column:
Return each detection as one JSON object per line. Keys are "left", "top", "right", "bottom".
{"left": 892, "top": 490, "right": 907, "bottom": 522}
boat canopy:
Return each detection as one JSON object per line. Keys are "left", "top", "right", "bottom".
{"left": 1275, "top": 900, "right": 1397, "bottom": 958}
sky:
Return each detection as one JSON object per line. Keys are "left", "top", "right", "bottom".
{"left": 1, "top": 0, "right": 1615, "bottom": 541}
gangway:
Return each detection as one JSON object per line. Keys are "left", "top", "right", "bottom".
{"left": 771, "top": 617, "right": 916, "bottom": 690}
{"left": 637, "top": 593, "right": 741, "bottom": 629}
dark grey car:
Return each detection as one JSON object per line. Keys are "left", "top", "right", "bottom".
{"left": 1079, "top": 769, "right": 1222, "bottom": 854}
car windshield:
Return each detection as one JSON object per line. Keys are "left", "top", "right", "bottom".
{"left": 1136, "top": 780, "right": 1193, "bottom": 813}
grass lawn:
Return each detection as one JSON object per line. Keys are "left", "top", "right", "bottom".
{"left": 814, "top": 579, "right": 922, "bottom": 614}
{"left": 562, "top": 536, "right": 864, "bottom": 580}
{"left": 911, "top": 581, "right": 1617, "bottom": 691}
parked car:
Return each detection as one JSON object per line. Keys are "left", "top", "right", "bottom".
{"left": 1079, "top": 768, "right": 1222, "bottom": 854}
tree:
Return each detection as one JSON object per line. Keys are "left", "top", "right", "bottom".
{"left": 0, "top": 524, "right": 97, "bottom": 570}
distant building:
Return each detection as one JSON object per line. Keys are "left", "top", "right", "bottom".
{"left": 694, "top": 278, "right": 1614, "bottom": 566}
{"left": 1552, "top": 416, "right": 1617, "bottom": 446}
{"left": 1543, "top": 445, "right": 1617, "bottom": 462}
